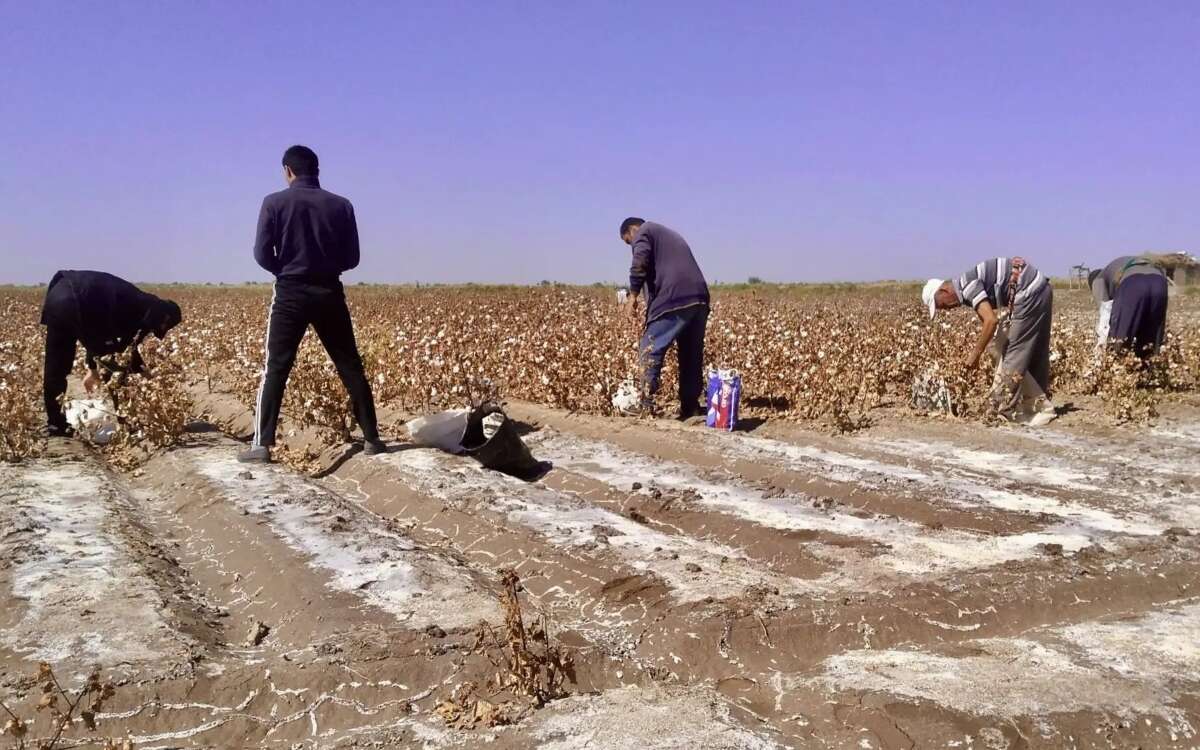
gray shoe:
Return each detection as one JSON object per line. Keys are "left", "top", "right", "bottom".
{"left": 618, "top": 400, "right": 656, "bottom": 418}
{"left": 363, "top": 439, "right": 388, "bottom": 456}
{"left": 238, "top": 445, "right": 272, "bottom": 463}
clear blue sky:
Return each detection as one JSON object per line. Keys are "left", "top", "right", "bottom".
{"left": 1, "top": 2, "right": 1196, "bottom": 285}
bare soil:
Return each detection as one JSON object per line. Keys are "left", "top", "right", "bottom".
{"left": 2, "top": 388, "right": 1199, "bottom": 748}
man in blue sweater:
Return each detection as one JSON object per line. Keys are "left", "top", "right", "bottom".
{"left": 239, "top": 145, "right": 385, "bottom": 463}
{"left": 619, "top": 218, "right": 710, "bottom": 419}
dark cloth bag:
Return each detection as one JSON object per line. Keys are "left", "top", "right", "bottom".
{"left": 461, "top": 404, "right": 547, "bottom": 481}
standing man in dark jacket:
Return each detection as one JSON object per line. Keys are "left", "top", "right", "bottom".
{"left": 40, "top": 270, "right": 182, "bottom": 436}
{"left": 239, "top": 145, "right": 385, "bottom": 463}
{"left": 1088, "top": 255, "right": 1169, "bottom": 359}
{"left": 619, "top": 218, "right": 710, "bottom": 418}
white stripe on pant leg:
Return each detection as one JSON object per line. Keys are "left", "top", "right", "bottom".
{"left": 253, "top": 283, "right": 277, "bottom": 446}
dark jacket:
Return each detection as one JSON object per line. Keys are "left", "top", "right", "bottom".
{"left": 253, "top": 175, "right": 360, "bottom": 280}
{"left": 629, "top": 222, "right": 709, "bottom": 323}
{"left": 40, "top": 270, "right": 179, "bottom": 371}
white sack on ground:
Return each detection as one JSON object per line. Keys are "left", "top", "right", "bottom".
{"left": 406, "top": 409, "right": 470, "bottom": 453}
{"left": 65, "top": 398, "right": 118, "bottom": 445}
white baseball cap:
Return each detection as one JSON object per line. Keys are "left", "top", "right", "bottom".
{"left": 922, "top": 278, "right": 944, "bottom": 319}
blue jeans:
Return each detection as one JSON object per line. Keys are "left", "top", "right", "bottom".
{"left": 640, "top": 305, "right": 709, "bottom": 411}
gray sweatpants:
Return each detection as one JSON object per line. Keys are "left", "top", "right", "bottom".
{"left": 991, "top": 283, "right": 1053, "bottom": 413}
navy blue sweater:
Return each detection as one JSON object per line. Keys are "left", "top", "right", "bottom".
{"left": 253, "top": 175, "right": 360, "bottom": 279}
{"left": 629, "top": 222, "right": 709, "bottom": 323}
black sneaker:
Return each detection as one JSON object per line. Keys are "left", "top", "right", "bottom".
{"left": 46, "top": 424, "right": 76, "bottom": 439}
{"left": 363, "top": 439, "right": 388, "bottom": 456}
{"left": 677, "top": 403, "right": 706, "bottom": 421}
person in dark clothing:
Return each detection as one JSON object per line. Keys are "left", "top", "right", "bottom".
{"left": 239, "top": 145, "right": 385, "bottom": 463}
{"left": 619, "top": 218, "right": 710, "bottom": 419}
{"left": 1088, "top": 256, "right": 1168, "bottom": 359}
{"left": 40, "top": 270, "right": 182, "bottom": 436}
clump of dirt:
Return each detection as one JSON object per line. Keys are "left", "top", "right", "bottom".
{"left": 1164, "top": 527, "right": 1192, "bottom": 542}
{"left": 811, "top": 495, "right": 839, "bottom": 511}
{"left": 245, "top": 621, "right": 271, "bottom": 646}
{"left": 653, "top": 485, "right": 703, "bottom": 512}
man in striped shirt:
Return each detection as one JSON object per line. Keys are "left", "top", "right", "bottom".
{"left": 922, "top": 257, "right": 1056, "bottom": 424}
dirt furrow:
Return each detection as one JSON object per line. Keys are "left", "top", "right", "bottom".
{"left": 0, "top": 443, "right": 208, "bottom": 679}
{"left": 22, "top": 381, "right": 1189, "bottom": 747}
{"left": 523, "top": 427, "right": 1112, "bottom": 588}
{"left": 134, "top": 434, "right": 501, "bottom": 642}
{"left": 323, "top": 446, "right": 783, "bottom": 665}
{"left": 507, "top": 401, "right": 1052, "bottom": 535}
{"left": 514, "top": 403, "right": 1196, "bottom": 547}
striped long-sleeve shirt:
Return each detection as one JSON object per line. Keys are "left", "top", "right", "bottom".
{"left": 952, "top": 257, "right": 1047, "bottom": 311}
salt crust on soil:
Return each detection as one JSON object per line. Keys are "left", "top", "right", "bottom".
{"left": 821, "top": 601, "right": 1200, "bottom": 739}
{"left": 1017, "top": 424, "right": 1200, "bottom": 480}
{"left": 0, "top": 460, "right": 186, "bottom": 666}
{"left": 1057, "top": 601, "right": 1200, "bottom": 683}
{"left": 190, "top": 448, "right": 498, "bottom": 629}
{"left": 869, "top": 438, "right": 1100, "bottom": 491}
{"left": 699, "top": 429, "right": 1167, "bottom": 536}
{"left": 526, "top": 431, "right": 1099, "bottom": 583}
{"left": 1152, "top": 423, "right": 1200, "bottom": 447}
{"left": 685, "top": 420, "right": 1200, "bottom": 537}
{"left": 530, "top": 685, "right": 783, "bottom": 750}
{"left": 862, "top": 434, "right": 1200, "bottom": 530}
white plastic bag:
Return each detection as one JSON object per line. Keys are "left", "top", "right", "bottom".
{"left": 65, "top": 399, "right": 118, "bottom": 445}
{"left": 406, "top": 409, "right": 470, "bottom": 453}
{"left": 1095, "top": 300, "right": 1113, "bottom": 346}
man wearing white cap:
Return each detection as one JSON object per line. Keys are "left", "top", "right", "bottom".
{"left": 922, "top": 257, "right": 1056, "bottom": 424}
